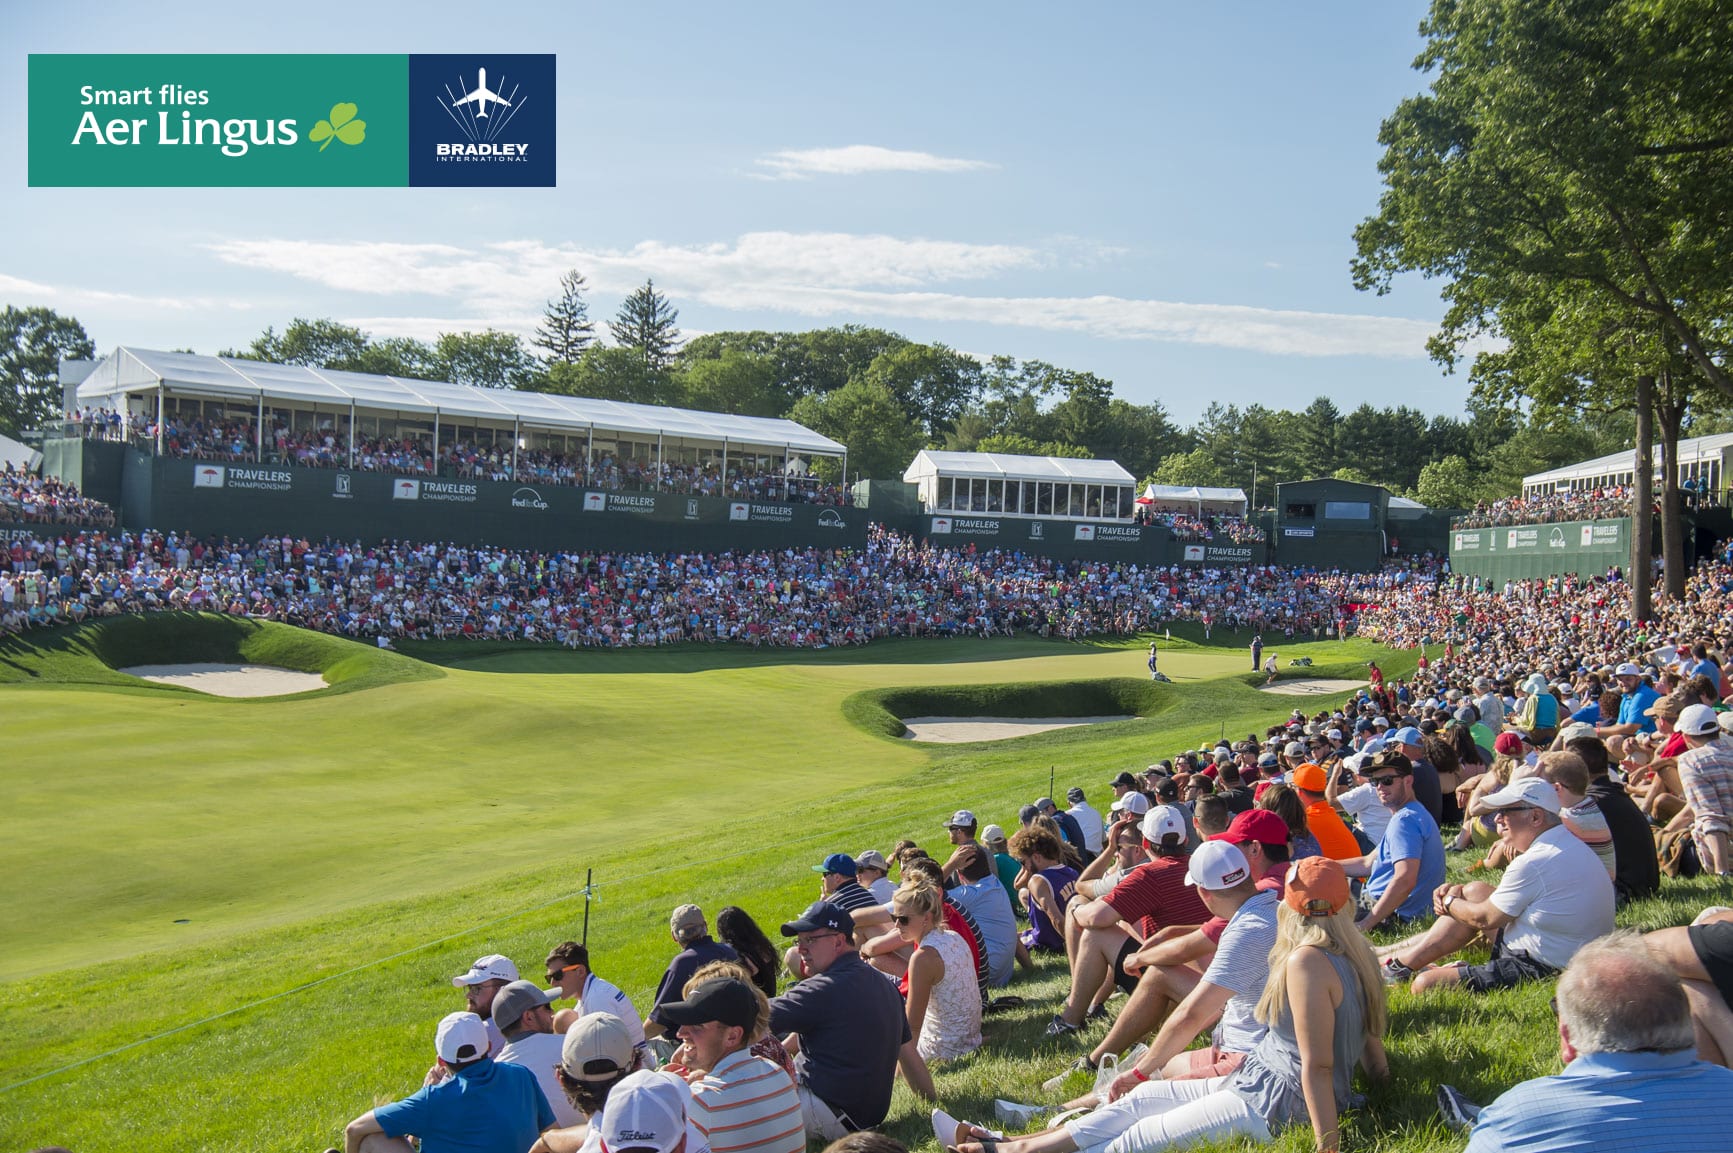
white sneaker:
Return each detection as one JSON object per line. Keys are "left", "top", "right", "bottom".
{"left": 931, "top": 1108, "right": 959, "bottom": 1148}
{"left": 1040, "top": 1056, "right": 1094, "bottom": 1094}
{"left": 993, "top": 1099, "right": 1047, "bottom": 1127}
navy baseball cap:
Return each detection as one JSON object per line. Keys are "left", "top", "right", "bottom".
{"left": 780, "top": 900, "right": 852, "bottom": 936}
{"left": 811, "top": 853, "right": 857, "bottom": 877}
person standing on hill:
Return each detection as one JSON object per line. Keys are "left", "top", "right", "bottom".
{"left": 1251, "top": 633, "right": 1264, "bottom": 672}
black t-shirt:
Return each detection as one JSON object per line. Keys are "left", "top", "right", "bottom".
{"left": 1588, "top": 776, "right": 1661, "bottom": 901}
{"left": 768, "top": 951, "right": 910, "bottom": 1128}
{"left": 650, "top": 936, "right": 738, "bottom": 1028}
{"left": 1409, "top": 757, "right": 1443, "bottom": 824}
{"left": 1216, "top": 785, "right": 1254, "bottom": 815}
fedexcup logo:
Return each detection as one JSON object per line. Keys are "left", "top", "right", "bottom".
{"left": 511, "top": 486, "right": 548, "bottom": 510}
{"left": 817, "top": 509, "right": 846, "bottom": 528}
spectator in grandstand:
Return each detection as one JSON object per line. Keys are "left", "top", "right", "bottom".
{"left": 544, "top": 941, "right": 648, "bottom": 1054}
{"left": 646, "top": 906, "right": 738, "bottom": 1042}
{"left": 1379, "top": 778, "right": 1615, "bottom": 993}
{"left": 1669, "top": 703, "right": 1733, "bottom": 876}
{"left": 939, "top": 810, "right": 981, "bottom": 882}
{"left": 658, "top": 976, "right": 804, "bottom": 1153}
{"left": 1341, "top": 751, "right": 1445, "bottom": 932}
{"left": 492, "top": 981, "right": 582, "bottom": 1127}
{"left": 1458, "top": 933, "right": 1733, "bottom": 1151}
{"left": 769, "top": 900, "right": 922, "bottom": 1139}
{"left": 714, "top": 907, "right": 784, "bottom": 1001}
{"left": 890, "top": 877, "right": 983, "bottom": 1064}
{"left": 339, "top": 1011, "right": 555, "bottom": 1153}
{"left": 811, "top": 853, "right": 879, "bottom": 913}
{"left": 451, "top": 953, "right": 520, "bottom": 1056}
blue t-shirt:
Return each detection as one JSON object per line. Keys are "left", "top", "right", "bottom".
{"left": 951, "top": 874, "right": 1019, "bottom": 987}
{"left": 1366, "top": 802, "right": 1445, "bottom": 921}
{"left": 374, "top": 1058, "right": 555, "bottom": 1153}
{"left": 1618, "top": 685, "right": 1661, "bottom": 733}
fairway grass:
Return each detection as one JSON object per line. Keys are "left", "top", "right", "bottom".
{"left": 4, "top": 623, "right": 1706, "bottom": 1152}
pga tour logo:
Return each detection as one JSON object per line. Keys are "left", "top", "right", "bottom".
{"left": 193, "top": 465, "right": 225, "bottom": 488}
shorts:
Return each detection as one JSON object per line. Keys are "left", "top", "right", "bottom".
{"left": 1689, "top": 921, "right": 1733, "bottom": 1009}
{"left": 1457, "top": 937, "right": 1558, "bottom": 994}
{"left": 1113, "top": 937, "right": 1142, "bottom": 994}
{"left": 1171, "top": 1046, "right": 1247, "bottom": 1081}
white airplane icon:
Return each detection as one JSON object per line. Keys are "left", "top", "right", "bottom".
{"left": 452, "top": 68, "right": 511, "bottom": 117}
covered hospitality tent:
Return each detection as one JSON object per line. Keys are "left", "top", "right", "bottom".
{"left": 903, "top": 449, "right": 1137, "bottom": 519}
{"left": 1137, "top": 484, "right": 1248, "bottom": 516}
{"left": 73, "top": 346, "right": 846, "bottom": 480}
{"left": 1521, "top": 431, "right": 1733, "bottom": 500}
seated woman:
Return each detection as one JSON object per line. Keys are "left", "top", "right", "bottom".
{"left": 1010, "top": 826, "right": 1078, "bottom": 954}
{"left": 895, "top": 877, "right": 982, "bottom": 1063}
{"left": 945, "top": 857, "right": 1387, "bottom": 1153}
{"left": 1254, "top": 784, "right": 1318, "bottom": 862}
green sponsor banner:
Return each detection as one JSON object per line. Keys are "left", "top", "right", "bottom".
{"left": 28, "top": 54, "right": 408, "bottom": 186}
{"left": 1449, "top": 518, "right": 1632, "bottom": 581}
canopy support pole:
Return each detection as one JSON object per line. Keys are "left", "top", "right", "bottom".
{"left": 348, "top": 400, "right": 356, "bottom": 468}
{"left": 784, "top": 443, "right": 790, "bottom": 501}
{"left": 841, "top": 450, "right": 847, "bottom": 500}
{"left": 587, "top": 425, "right": 594, "bottom": 485}
{"left": 513, "top": 417, "right": 520, "bottom": 481}
{"left": 432, "top": 410, "right": 440, "bottom": 476}
{"left": 657, "top": 433, "right": 664, "bottom": 490}
{"left": 256, "top": 393, "right": 264, "bottom": 462}
{"left": 155, "top": 382, "right": 164, "bottom": 454}
{"left": 721, "top": 437, "right": 728, "bottom": 497}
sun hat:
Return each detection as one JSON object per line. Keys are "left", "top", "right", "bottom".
{"left": 562, "top": 1012, "right": 635, "bottom": 1081}
{"left": 1678, "top": 703, "right": 1721, "bottom": 738}
{"left": 1186, "top": 840, "right": 1252, "bottom": 891}
{"left": 1284, "top": 858, "right": 1351, "bottom": 918}
{"left": 452, "top": 953, "right": 519, "bottom": 988}
{"left": 1478, "top": 776, "right": 1562, "bottom": 816}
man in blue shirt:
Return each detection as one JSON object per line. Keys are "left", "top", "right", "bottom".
{"left": 340, "top": 1011, "right": 556, "bottom": 1153}
{"left": 1343, "top": 750, "right": 1445, "bottom": 931}
{"left": 1596, "top": 662, "right": 1661, "bottom": 740}
{"left": 1462, "top": 933, "right": 1733, "bottom": 1151}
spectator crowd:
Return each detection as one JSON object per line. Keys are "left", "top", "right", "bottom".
{"left": 1451, "top": 486, "right": 1636, "bottom": 528}
{"left": 0, "top": 465, "right": 115, "bottom": 528}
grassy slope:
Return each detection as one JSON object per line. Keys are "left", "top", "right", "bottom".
{"left": 2, "top": 623, "right": 1705, "bottom": 1152}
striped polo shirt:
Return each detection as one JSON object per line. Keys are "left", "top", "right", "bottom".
{"left": 688, "top": 1047, "right": 805, "bottom": 1153}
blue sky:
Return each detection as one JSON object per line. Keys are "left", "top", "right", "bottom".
{"left": 4, "top": 1, "right": 1457, "bottom": 425}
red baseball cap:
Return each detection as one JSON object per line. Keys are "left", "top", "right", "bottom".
{"left": 1210, "top": 808, "right": 1290, "bottom": 847}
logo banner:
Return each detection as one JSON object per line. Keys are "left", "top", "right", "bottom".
{"left": 28, "top": 54, "right": 555, "bottom": 187}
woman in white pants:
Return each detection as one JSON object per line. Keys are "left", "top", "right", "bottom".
{"left": 949, "top": 857, "right": 1387, "bottom": 1153}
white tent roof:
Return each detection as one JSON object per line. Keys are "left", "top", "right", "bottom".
{"left": 1140, "top": 484, "right": 1248, "bottom": 507}
{"left": 903, "top": 449, "right": 1134, "bottom": 484}
{"left": 75, "top": 347, "right": 845, "bottom": 455}
{"left": 1523, "top": 431, "right": 1733, "bottom": 487}
{"left": 1387, "top": 495, "right": 1427, "bottom": 510}
{"left": 0, "top": 431, "right": 34, "bottom": 470}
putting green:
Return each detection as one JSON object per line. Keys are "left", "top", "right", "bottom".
{"left": 0, "top": 620, "right": 1392, "bottom": 1152}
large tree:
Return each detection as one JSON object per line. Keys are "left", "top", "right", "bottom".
{"left": 788, "top": 377, "right": 922, "bottom": 482}
{"left": 0, "top": 306, "right": 94, "bottom": 434}
{"left": 858, "top": 342, "right": 982, "bottom": 437}
{"left": 434, "top": 330, "right": 541, "bottom": 391}
{"left": 1353, "top": 0, "right": 1733, "bottom": 402}
{"left": 609, "top": 279, "right": 682, "bottom": 374}
{"left": 533, "top": 269, "right": 596, "bottom": 365}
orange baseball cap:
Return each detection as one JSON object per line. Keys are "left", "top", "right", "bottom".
{"left": 1284, "top": 857, "right": 1351, "bottom": 918}
{"left": 1291, "top": 762, "right": 1328, "bottom": 792}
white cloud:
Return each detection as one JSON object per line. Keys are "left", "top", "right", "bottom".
{"left": 753, "top": 144, "right": 995, "bottom": 180}
{"left": 202, "top": 233, "right": 1440, "bottom": 359}
{"left": 0, "top": 270, "right": 236, "bottom": 312}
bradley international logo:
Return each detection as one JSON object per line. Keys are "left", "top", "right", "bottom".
{"left": 29, "top": 54, "right": 554, "bottom": 187}
{"left": 409, "top": 55, "right": 555, "bottom": 187}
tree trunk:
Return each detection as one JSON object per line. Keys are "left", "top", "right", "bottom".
{"left": 1657, "top": 373, "right": 1687, "bottom": 600}
{"left": 1632, "top": 374, "right": 1654, "bottom": 624}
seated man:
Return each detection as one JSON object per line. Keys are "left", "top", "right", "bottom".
{"left": 768, "top": 901, "right": 923, "bottom": 1140}
{"left": 660, "top": 976, "right": 804, "bottom": 1153}
{"left": 1382, "top": 778, "right": 1614, "bottom": 993}
{"left": 492, "top": 981, "right": 582, "bottom": 1127}
{"left": 811, "top": 853, "right": 879, "bottom": 913}
{"left": 1461, "top": 933, "right": 1733, "bottom": 1150}
{"left": 1341, "top": 751, "right": 1445, "bottom": 932}
{"left": 949, "top": 843, "right": 1024, "bottom": 986}
{"left": 340, "top": 1011, "right": 556, "bottom": 1153}
{"left": 451, "top": 953, "right": 520, "bottom": 1056}
{"left": 646, "top": 905, "right": 738, "bottom": 1042}
{"left": 544, "top": 941, "right": 648, "bottom": 1057}
{"left": 529, "top": 1012, "right": 647, "bottom": 1153}
{"left": 1645, "top": 907, "right": 1733, "bottom": 1067}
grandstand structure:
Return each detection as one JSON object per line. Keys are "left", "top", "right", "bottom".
{"left": 1522, "top": 430, "right": 1733, "bottom": 500}
{"left": 903, "top": 449, "right": 1138, "bottom": 520}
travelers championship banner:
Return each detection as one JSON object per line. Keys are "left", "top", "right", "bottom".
{"left": 27, "top": 54, "right": 556, "bottom": 186}
{"left": 1448, "top": 517, "right": 1631, "bottom": 582}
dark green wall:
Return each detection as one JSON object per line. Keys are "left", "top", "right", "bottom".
{"left": 916, "top": 513, "right": 1268, "bottom": 565}
{"left": 1448, "top": 518, "right": 1631, "bottom": 581}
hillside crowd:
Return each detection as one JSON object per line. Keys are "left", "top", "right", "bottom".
{"left": 1450, "top": 486, "right": 1635, "bottom": 528}
{"left": 314, "top": 564, "right": 1733, "bottom": 1153}
{"left": 1132, "top": 509, "right": 1267, "bottom": 545}
{"left": 0, "top": 465, "right": 115, "bottom": 528}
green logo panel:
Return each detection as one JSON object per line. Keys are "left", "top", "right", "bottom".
{"left": 28, "top": 54, "right": 409, "bottom": 186}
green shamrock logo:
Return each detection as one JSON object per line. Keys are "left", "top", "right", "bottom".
{"left": 309, "top": 103, "right": 366, "bottom": 152}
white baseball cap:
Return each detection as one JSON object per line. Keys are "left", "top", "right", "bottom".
{"left": 599, "top": 1070, "right": 691, "bottom": 1153}
{"left": 1141, "top": 805, "right": 1187, "bottom": 845}
{"left": 945, "top": 809, "right": 977, "bottom": 828}
{"left": 452, "top": 953, "right": 519, "bottom": 987}
{"left": 1186, "top": 840, "right": 1252, "bottom": 891}
{"left": 1614, "top": 662, "right": 1643, "bottom": 678}
{"left": 1678, "top": 703, "right": 1721, "bottom": 737}
{"left": 1111, "top": 792, "right": 1151, "bottom": 816}
{"left": 434, "top": 1011, "right": 490, "bottom": 1063}
{"left": 1479, "top": 776, "right": 1562, "bottom": 816}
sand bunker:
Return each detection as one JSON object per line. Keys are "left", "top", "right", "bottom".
{"left": 119, "top": 663, "right": 328, "bottom": 698}
{"left": 1258, "top": 678, "right": 1364, "bottom": 696}
{"left": 900, "top": 715, "right": 1133, "bottom": 743}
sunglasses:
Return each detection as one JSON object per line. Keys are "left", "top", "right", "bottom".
{"left": 890, "top": 913, "right": 913, "bottom": 926}
{"left": 1493, "top": 805, "right": 1538, "bottom": 819}
{"left": 1367, "top": 775, "right": 1402, "bottom": 787}
{"left": 546, "top": 962, "right": 581, "bottom": 982}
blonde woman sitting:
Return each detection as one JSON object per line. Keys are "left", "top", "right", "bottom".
{"left": 896, "top": 877, "right": 983, "bottom": 1063}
